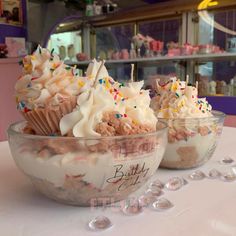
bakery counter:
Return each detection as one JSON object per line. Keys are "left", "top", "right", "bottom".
{"left": 1, "top": 126, "right": 236, "bottom": 236}
{"left": 0, "top": 58, "right": 22, "bottom": 141}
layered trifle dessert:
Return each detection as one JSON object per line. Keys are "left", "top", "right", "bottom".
{"left": 151, "top": 77, "right": 225, "bottom": 169}
{"left": 9, "top": 47, "right": 167, "bottom": 206}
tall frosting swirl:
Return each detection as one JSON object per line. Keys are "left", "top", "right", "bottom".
{"left": 151, "top": 77, "right": 212, "bottom": 118}
{"left": 15, "top": 46, "right": 93, "bottom": 112}
{"left": 60, "top": 65, "right": 157, "bottom": 137}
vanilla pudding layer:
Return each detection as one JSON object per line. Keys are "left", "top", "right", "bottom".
{"left": 14, "top": 148, "right": 164, "bottom": 189}
{"left": 160, "top": 132, "right": 217, "bottom": 169}
{"left": 9, "top": 123, "right": 167, "bottom": 206}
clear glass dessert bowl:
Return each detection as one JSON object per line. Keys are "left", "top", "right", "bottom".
{"left": 158, "top": 110, "right": 225, "bottom": 169}
{"left": 8, "top": 121, "right": 167, "bottom": 206}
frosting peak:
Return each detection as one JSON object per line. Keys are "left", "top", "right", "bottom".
{"left": 60, "top": 77, "right": 157, "bottom": 137}
{"left": 151, "top": 77, "right": 212, "bottom": 118}
{"left": 15, "top": 46, "right": 92, "bottom": 111}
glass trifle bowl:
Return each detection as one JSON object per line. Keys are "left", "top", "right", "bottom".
{"left": 8, "top": 121, "right": 167, "bottom": 206}
{"left": 158, "top": 110, "right": 225, "bottom": 169}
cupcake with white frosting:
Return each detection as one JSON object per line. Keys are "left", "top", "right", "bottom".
{"left": 15, "top": 46, "right": 93, "bottom": 135}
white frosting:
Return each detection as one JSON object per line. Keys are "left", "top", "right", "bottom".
{"left": 60, "top": 80, "right": 157, "bottom": 137}
{"left": 15, "top": 46, "right": 92, "bottom": 110}
{"left": 86, "top": 59, "right": 109, "bottom": 80}
{"left": 153, "top": 77, "right": 212, "bottom": 119}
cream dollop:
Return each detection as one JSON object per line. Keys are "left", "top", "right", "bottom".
{"left": 152, "top": 77, "right": 212, "bottom": 118}
{"left": 60, "top": 79, "right": 157, "bottom": 137}
{"left": 15, "top": 46, "right": 92, "bottom": 111}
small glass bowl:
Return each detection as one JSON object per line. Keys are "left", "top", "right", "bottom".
{"left": 8, "top": 121, "right": 167, "bottom": 206}
{"left": 158, "top": 110, "right": 225, "bottom": 169}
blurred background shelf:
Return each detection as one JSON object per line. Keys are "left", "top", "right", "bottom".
{"left": 65, "top": 52, "right": 236, "bottom": 67}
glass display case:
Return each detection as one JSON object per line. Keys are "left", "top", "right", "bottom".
{"left": 47, "top": 30, "right": 82, "bottom": 61}
{"left": 193, "top": 8, "right": 236, "bottom": 97}
{"left": 45, "top": 2, "right": 236, "bottom": 115}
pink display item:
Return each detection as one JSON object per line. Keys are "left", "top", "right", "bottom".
{"left": 212, "top": 45, "right": 223, "bottom": 54}
{"left": 150, "top": 40, "right": 164, "bottom": 52}
{"left": 76, "top": 53, "right": 88, "bottom": 61}
{"left": 181, "top": 43, "right": 194, "bottom": 56}
{"left": 167, "top": 48, "right": 181, "bottom": 57}
{"left": 150, "top": 40, "right": 158, "bottom": 51}
{"left": 120, "top": 49, "right": 129, "bottom": 60}
{"left": 157, "top": 41, "right": 164, "bottom": 52}
{"left": 144, "top": 36, "right": 154, "bottom": 50}
{"left": 5, "top": 37, "right": 26, "bottom": 58}
{"left": 192, "top": 46, "right": 199, "bottom": 54}
{"left": 167, "top": 41, "right": 179, "bottom": 49}
{"left": 198, "top": 44, "right": 213, "bottom": 54}
{"left": 111, "top": 51, "right": 120, "bottom": 60}
{"left": 135, "top": 33, "right": 146, "bottom": 41}
{"left": 145, "top": 35, "right": 155, "bottom": 43}
{"left": 132, "top": 34, "right": 145, "bottom": 50}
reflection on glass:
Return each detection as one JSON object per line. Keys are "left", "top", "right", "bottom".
{"left": 95, "top": 24, "right": 134, "bottom": 60}
{"left": 137, "top": 18, "right": 182, "bottom": 89}
{"left": 107, "top": 64, "right": 133, "bottom": 83}
{"left": 47, "top": 31, "right": 82, "bottom": 61}
{"left": 198, "top": 0, "right": 236, "bottom": 36}
{"left": 95, "top": 24, "right": 134, "bottom": 81}
{"left": 197, "top": 9, "right": 236, "bottom": 96}
{"left": 137, "top": 63, "right": 185, "bottom": 96}
{"left": 138, "top": 18, "right": 181, "bottom": 53}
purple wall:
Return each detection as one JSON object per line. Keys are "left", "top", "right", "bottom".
{"left": 206, "top": 96, "right": 236, "bottom": 115}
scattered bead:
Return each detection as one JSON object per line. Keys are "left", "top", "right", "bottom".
{"left": 165, "top": 177, "right": 187, "bottom": 191}
{"left": 149, "top": 179, "right": 164, "bottom": 189}
{"left": 138, "top": 194, "right": 158, "bottom": 207}
{"left": 145, "top": 186, "right": 163, "bottom": 196}
{"left": 88, "top": 216, "right": 113, "bottom": 231}
{"left": 152, "top": 198, "right": 173, "bottom": 211}
{"left": 122, "top": 199, "right": 143, "bottom": 215}
{"left": 220, "top": 157, "right": 234, "bottom": 165}
{"left": 220, "top": 172, "right": 236, "bottom": 182}
{"left": 188, "top": 170, "right": 206, "bottom": 180}
{"left": 208, "top": 169, "right": 221, "bottom": 179}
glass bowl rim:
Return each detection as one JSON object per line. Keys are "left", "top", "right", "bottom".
{"left": 157, "top": 110, "right": 226, "bottom": 121}
{"left": 7, "top": 120, "right": 168, "bottom": 141}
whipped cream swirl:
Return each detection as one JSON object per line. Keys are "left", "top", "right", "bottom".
{"left": 15, "top": 46, "right": 92, "bottom": 111}
{"left": 60, "top": 71, "right": 157, "bottom": 137}
{"left": 152, "top": 77, "right": 212, "bottom": 118}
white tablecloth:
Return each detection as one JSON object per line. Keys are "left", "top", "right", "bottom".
{"left": 1, "top": 127, "right": 236, "bottom": 236}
